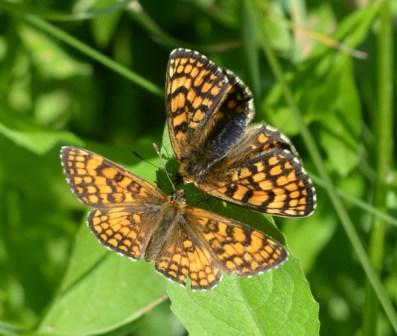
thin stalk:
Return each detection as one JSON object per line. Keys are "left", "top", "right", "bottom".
{"left": 253, "top": 3, "right": 397, "bottom": 333}
{"left": 363, "top": 1, "right": 394, "bottom": 335}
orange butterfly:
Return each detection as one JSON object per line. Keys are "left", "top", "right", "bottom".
{"left": 166, "top": 49, "right": 316, "bottom": 217}
{"left": 61, "top": 147, "right": 287, "bottom": 290}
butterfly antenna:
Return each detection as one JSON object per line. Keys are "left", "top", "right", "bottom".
{"left": 153, "top": 143, "right": 176, "bottom": 192}
{"left": 131, "top": 151, "right": 159, "bottom": 169}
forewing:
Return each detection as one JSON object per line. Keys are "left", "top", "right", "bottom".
{"left": 201, "top": 148, "right": 316, "bottom": 217}
{"left": 153, "top": 220, "right": 222, "bottom": 290}
{"left": 60, "top": 146, "right": 166, "bottom": 207}
{"left": 165, "top": 48, "right": 230, "bottom": 160}
{"left": 89, "top": 207, "right": 160, "bottom": 259}
{"left": 185, "top": 207, "right": 288, "bottom": 275}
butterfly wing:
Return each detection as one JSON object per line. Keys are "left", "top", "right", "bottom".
{"left": 184, "top": 207, "right": 288, "bottom": 276}
{"left": 166, "top": 48, "right": 229, "bottom": 161}
{"left": 61, "top": 147, "right": 168, "bottom": 259}
{"left": 88, "top": 207, "right": 162, "bottom": 259}
{"left": 216, "top": 124, "right": 299, "bottom": 166}
{"left": 60, "top": 146, "right": 166, "bottom": 207}
{"left": 166, "top": 49, "right": 253, "bottom": 166}
{"left": 201, "top": 69, "right": 255, "bottom": 162}
{"left": 153, "top": 223, "right": 222, "bottom": 290}
{"left": 151, "top": 204, "right": 287, "bottom": 290}
{"left": 197, "top": 126, "right": 317, "bottom": 217}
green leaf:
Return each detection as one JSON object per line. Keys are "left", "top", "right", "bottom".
{"left": 39, "top": 222, "right": 167, "bottom": 336}
{"left": 168, "top": 257, "right": 319, "bottom": 336}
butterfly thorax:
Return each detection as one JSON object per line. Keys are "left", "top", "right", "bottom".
{"left": 143, "top": 191, "right": 187, "bottom": 262}
{"left": 178, "top": 150, "right": 217, "bottom": 185}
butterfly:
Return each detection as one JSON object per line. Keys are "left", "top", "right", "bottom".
{"left": 60, "top": 147, "right": 288, "bottom": 290}
{"left": 166, "top": 48, "right": 316, "bottom": 217}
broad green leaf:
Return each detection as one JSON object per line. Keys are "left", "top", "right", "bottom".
{"left": 169, "top": 257, "right": 319, "bottom": 336}
{"left": 261, "top": 83, "right": 300, "bottom": 135}
{"left": 35, "top": 91, "right": 72, "bottom": 127}
{"left": 39, "top": 222, "right": 167, "bottom": 336}
{"left": 0, "top": 321, "right": 23, "bottom": 336}
{"left": 241, "top": 0, "right": 261, "bottom": 98}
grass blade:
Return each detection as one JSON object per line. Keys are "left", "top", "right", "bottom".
{"left": 363, "top": 1, "right": 394, "bottom": 334}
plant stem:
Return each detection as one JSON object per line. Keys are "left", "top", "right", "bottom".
{"left": 241, "top": 0, "right": 261, "bottom": 99}
{"left": 253, "top": 1, "right": 397, "bottom": 333}
{"left": 363, "top": 1, "right": 394, "bottom": 335}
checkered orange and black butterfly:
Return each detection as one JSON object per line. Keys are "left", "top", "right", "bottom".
{"left": 166, "top": 48, "right": 316, "bottom": 217}
{"left": 60, "top": 147, "right": 288, "bottom": 290}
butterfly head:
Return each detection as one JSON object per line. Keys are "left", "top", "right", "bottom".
{"left": 168, "top": 188, "right": 187, "bottom": 205}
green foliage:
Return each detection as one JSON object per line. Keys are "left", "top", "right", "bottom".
{"left": 39, "top": 225, "right": 167, "bottom": 335}
{"left": 0, "top": 1, "right": 396, "bottom": 335}
{"left": 169, "top": 257, "right": 319, "bottom": 336}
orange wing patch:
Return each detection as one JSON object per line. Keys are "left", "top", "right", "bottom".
{"left": 185, "top": 208, "right": 287, "bottom": 275}
{"left": 60, "top": 146, "right": 165, "bottom": 207}
{"left": 166, "top": 48, "right": 231, "bottom": 159}
{"left": 153, "top": 227, "right": 222, "bottom": 290}
{"left": 203, "top": 148, "right": 315, "bottom": 217}
{"left": 88, "top": 207, "right": 159, "bottom": 259}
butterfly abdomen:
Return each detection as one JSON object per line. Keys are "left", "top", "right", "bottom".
{"left": 144, "top": 201, "right": 181, "bottom": 262}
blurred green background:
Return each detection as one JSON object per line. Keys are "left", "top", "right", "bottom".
{"left": 0, "top": 0, "right": 396, "bottom": 335}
